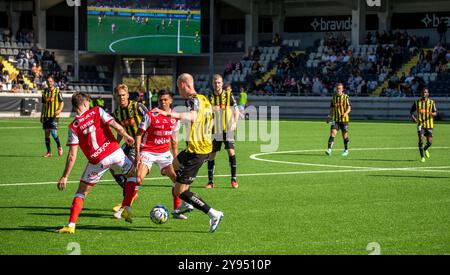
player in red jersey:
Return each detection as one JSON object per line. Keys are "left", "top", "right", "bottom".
{"left": 56, "top": 92, "right": 136, "bottom": 234}
{"left": 114, "top": 90, "right": 191, "bottom": 221}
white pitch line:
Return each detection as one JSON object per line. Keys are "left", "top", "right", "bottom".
{"left": 109, "top": 34, "right": 195, "bottom": 52}
{"left": 0, "top": 127, "right": 41, "bottom": 129}
{"left": 250, "top": 147, "right": 450, "bottom": 169}
{"left": 1, "top": 167, "right": 449, "bottom": 187}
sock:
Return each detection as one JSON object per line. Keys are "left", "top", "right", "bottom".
{"left": 207, "top": 160, "right": 215, "bottom": 183}
{"left": 113, "top": 174, "right": 126, "bottom": 195}
{"left": 418, "top": 142, "right": 424, "bottom": 158}
{"left": 207, "top": 208, "right": 221, "bottom": 219}
{"left": 121, "top": 180, "right": 138, "bottom": 207}
{"left": 424, "top": 142, "right": 432, "bottom": 151}
{"left": 45, "top": 138, "right": 51, "bottom": 153}
{"left": 344, "top": 138, "right": 349, "bottom": 150}
{"left": 172, "top": 186, "right": 181, "bottom": 210}
{"left": 69, "top": 194, "right": 85, "bottom": 224}
{"left": 328, "top": 136, "right": 334, "bottom": 150}
{"left": 179, "top": 190, "right": 211, "bottom": 214}
{"left": 51, "top": 130, "right": 61, "bottom": 148}
{"left": 229, "top": 155, "right": 237, "bottom": 181}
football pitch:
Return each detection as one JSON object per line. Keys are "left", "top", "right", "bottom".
{"left": 87, "top": 16, "right": 201, "bottom": 54}
{"left": 0, "top": 118, "right": 449, "bottom": 255}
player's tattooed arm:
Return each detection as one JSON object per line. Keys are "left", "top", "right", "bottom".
{"left": 109, "top": 120, "right": 134, "bottom": 146}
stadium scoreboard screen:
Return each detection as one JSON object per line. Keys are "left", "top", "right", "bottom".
{"left": 87, "top": 0, "right": 201, "bottom": 55}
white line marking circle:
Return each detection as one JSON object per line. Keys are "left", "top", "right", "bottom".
{"left": 250, "top": 146, "right": 450, "bottom": 170}
{"left": 108, "top": 34, "right": 195, "bottom": 52}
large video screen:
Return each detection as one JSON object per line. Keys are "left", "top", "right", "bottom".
{"left": 87, "top": 0, "right": 201, "bottom": 55}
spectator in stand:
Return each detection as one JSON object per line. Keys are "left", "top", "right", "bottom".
{"left": 301, "top": 74, "right": 312, "bottom": 95}
{"left": 312, "top": 76, "right": 325, "bottom": 96}
{"left": 234, "top": 61, "right": 242, "bottom": 74}
{"left": 272, "top": 33, "right": 282, "bottom": 46}
{"left": 3, "top": 27, "right": 11, "bottom": 42}
{"left": 16, "top": 49, "right": 27, "bottom": 67}
{"left": 224, "top": 61, "right": 233, "bottom": 77}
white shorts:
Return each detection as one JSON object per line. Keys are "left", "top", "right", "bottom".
{"left": 80, "top": 149, "right": 133, "bottom": 186}
{"left": 140, "top": 151, "right": 173, "bottom": 171}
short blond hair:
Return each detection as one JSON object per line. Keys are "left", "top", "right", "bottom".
{"left": 114, "top": 84, "right": 129, "bottom": 95}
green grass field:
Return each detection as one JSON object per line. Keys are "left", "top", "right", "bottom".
{"left": 0, "top": 118, "right": 449, "bottom": 255}
{"left": 87, "top": 16, "right": 201, "bottom": 54}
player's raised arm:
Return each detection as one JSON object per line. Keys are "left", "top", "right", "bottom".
{"left": 151, "top": 107, "right": 197, "bottom": 123}
{"left": 58, "top": 145, "right": 78, "bottom": 191}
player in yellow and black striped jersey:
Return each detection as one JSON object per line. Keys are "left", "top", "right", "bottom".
{"left": 41, "top": 75, "right": 64, "bottom": 158}
{"left": 111, "top": 84, "right": 148, "bottom": 211}
{"left": 151, "top": 73, "right": 223, "bottom": 233}
{"left": 206, "top": 74, "right": 240, "bottom": 189}
{"left": 326, "top": 83, "right": 351, "bottom": 157}
{"left": 410, "top": 87, "right": 437, "bottom": 162}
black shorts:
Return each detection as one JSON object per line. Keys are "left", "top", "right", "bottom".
{"left": 42, "top": 118, "right": 59, "bottom": 130}
{"left": 121, "top": 144, "right": 136, "bottom": 162}
{"left": 212, "top": 132, "right": 235, "bottom": 152}
{"left": 330, "top": 121, "right": 349, "bottom": 132}
{"left": 176, "top": 150, "right": 209, "bottom": 185}
{"left": 417, "top": 126, "right": 433, "bottom": 137}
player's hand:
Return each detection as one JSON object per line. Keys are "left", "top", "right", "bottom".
{"left": 230, "top": 122, "right": 237, "bottom": 132}
{"left": 125, "top": 135, "right": 135, "bottom": 146}
{"left": 151, "top": 108, "right": 165, "bottom": 115}
{"left": 57, "top": 177, "right": 67, "bottom": 191}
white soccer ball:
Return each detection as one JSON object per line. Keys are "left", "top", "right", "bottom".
{"left": 149, "top": 204, "right": 169, "bottom": 224}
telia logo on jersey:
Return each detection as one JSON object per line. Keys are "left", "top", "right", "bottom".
{"left": 366, "top": 0, "right": 381, "bottom": 7}
{"left": 66, "top": 0, "right": 81, "bottom": 7}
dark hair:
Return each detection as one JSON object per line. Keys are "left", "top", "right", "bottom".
{"left": 46, "top": 74, "right": 54, "bottom": 81}
{"left": 71, "top": 92, "right": 90, "bottom": 109}
{"left": 158, "top": 89, "right": 173, "bottom": 98}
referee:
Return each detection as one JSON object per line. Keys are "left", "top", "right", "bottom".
{"left": 41, "top": 75, "right": 64, "bottom": 158}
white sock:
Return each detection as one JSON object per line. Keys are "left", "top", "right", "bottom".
{"left": 68, "top": 222, "right": 75, "bottom": 228}
{"left": 207, "top": 208, "right": 219, "bottom": 218}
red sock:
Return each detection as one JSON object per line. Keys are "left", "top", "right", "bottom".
{"left": 69, "top": 196, "right": 84, "bottom": 224}
{"left": 172, "top": 186, "right": 181, "bottom": 210}
{"left": 122, "top": 181, "right": 138, "bottom": 207}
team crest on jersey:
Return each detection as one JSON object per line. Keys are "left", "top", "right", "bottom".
{"left": 171, "top": 119, "right": 176, "bottom": 124}
{"left": 73, "top": 120, "right": 79, "bottom": 128}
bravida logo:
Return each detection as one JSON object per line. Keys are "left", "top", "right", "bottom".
{"left": 366, "top": 0, "right": 381, "bottom": 7}
{"left": 66, "top": 0, "right": 81, "bottom": 7}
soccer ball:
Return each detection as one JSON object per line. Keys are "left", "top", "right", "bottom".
{"left": 149, "top": 204, "right": 169, "bottom": 224}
